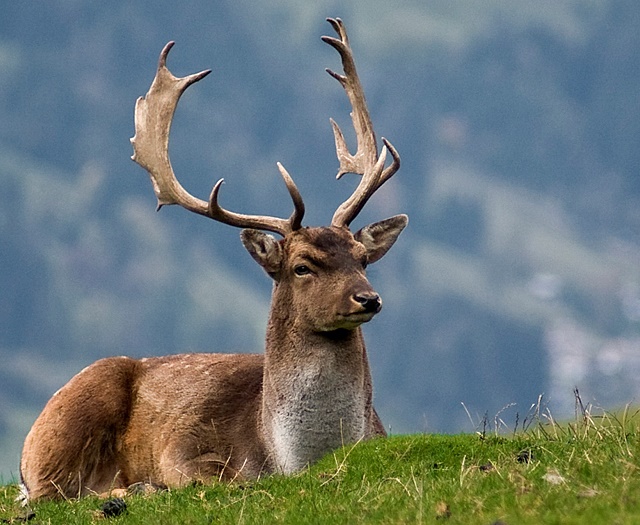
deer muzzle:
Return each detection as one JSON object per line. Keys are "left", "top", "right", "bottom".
{"left": 330, "top": 286, "right": 383, "bottom": 329}
{"left": 353, "top": 291, "right": 382, "bottom": 314}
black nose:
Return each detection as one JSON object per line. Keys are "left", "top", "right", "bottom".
{"left": 353, "top": 292, "right": 382, "bottom": 313}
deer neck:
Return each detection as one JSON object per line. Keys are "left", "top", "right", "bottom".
{"left": 260, "top": 310, "right": 369, "bottom": 474}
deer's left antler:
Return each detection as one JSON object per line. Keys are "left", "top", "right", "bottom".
{"left": 323, "top": 18, "right": 400, "bottom": 229}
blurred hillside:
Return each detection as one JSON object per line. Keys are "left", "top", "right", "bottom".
{"left": 1, "top": 1, "right": 639, "bottom": 480}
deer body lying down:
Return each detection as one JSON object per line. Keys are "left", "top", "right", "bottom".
{"left": 20, "top": 18, "right": 407, "bottom": 502}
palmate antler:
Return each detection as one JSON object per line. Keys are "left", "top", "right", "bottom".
{"left": 131, "top": 42, "right": 304, "bottom": 236}
{"left": 131, "top": 20, "right": 399, "bottom": 234}
{"left": 323, "top": 18, "right": 400, "bottom": 228}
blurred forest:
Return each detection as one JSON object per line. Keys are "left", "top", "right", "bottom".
{"left": 1, "top": 1, "right": 639, "bottom": 480}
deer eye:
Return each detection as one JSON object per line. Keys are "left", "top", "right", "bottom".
{"left": 294, "top": 264, "right": 312, "bottom": 276}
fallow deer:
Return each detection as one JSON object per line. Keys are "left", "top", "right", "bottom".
{"left": 19, "top": 18, "right": 407, "bottom": 502}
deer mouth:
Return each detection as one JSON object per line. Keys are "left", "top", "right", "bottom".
{"left": 333, "top": 310, "right": 378, "bottom": 329}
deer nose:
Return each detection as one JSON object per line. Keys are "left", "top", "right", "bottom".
{"left": 353, "top": 292, "right": 382, "bottom": 313}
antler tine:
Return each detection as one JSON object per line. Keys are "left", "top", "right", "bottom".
{"left": 131, "top": 42, "right": 305, "bottom": 237}
{"left": 379, "top": 137, "right": 401, "bottom": 187}
{"left": 207, "top": 163, "right": 305, "bottom": 234}
{"left": 322, "top": 18, "right": 401, "bottom": 228}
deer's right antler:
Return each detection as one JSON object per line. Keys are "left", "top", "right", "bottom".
{"left": 131, "top": 42, "right": 305, "bottom": 236}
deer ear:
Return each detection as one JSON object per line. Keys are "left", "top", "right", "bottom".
{"left": 355, "top": 214, "right": 408, "bottom": 264}
{"left": 241, "top": 229, "right": 283, "bottom": 277}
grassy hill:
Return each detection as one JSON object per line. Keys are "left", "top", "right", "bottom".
{"left": 2, "top": 406, "right": 638, "bottom": 524}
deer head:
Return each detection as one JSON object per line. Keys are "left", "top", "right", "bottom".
{"left": 130, "top": 20, "right": 407, "bottom": 321}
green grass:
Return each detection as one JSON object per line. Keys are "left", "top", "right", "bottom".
{"left": 2, "top": 406, "right": 639, "bottom": 524}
